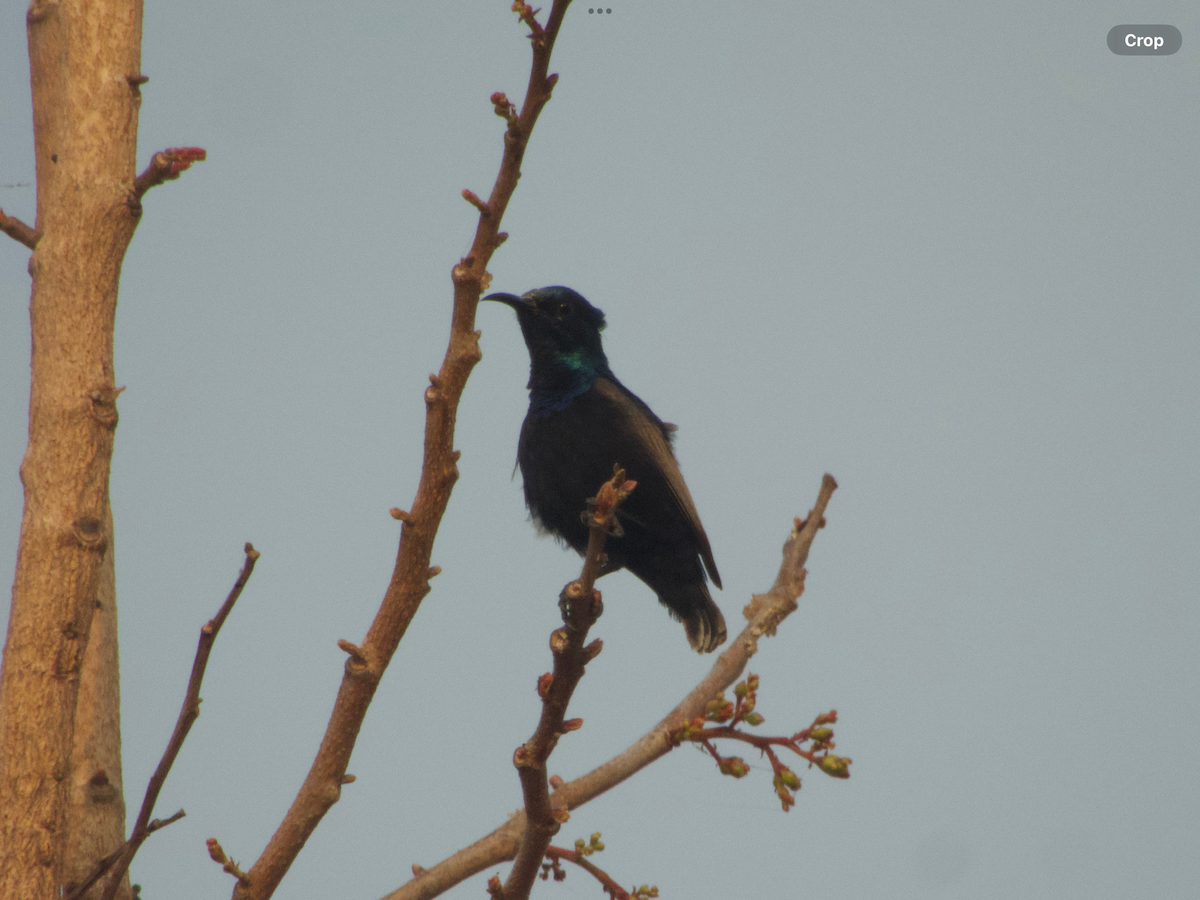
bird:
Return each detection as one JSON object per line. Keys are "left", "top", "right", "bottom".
{"left": 483, "top": 285, "right": 726, "bottom": 653}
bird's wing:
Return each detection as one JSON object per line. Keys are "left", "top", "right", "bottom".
{"left": 593, "top": 377, "right": 722, "bottom": 588}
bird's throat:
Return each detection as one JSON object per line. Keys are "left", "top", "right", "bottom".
{"left": 526, "top": 351, "right": 607, "bottom": 418}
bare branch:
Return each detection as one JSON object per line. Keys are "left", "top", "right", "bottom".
{"left": 232, "top": 5, "right": 574, "bottom": 898}
{"left": 504, "top": 470, "right": 634, "bottom": 900}
{"left": 381, "top": 474, "right": 838, "bottom": 900}
{"left": 0, "top": 206, "right": 39, "bottom": 249}
{"left": 62, "top": 545, "right": 259, "bottom": 900}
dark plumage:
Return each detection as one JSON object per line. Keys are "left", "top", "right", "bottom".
{"left": 484, "top": 285, "right": 726, "bottom": 653}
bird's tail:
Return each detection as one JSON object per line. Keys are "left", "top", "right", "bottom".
{"left": 679, "top": 586, "right": 727, "bottom": 654}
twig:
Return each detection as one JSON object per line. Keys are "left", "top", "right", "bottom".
{"left": 0, "top": 206, "right": 39, "bottom": 249}
{"left": 63, "top": 812, "right": 186, "bottom": 900}
{"left": 207, "top": 839, "right": 252, "bottom": 886}
{"left": 543, "top": 835, "right": 656, "bottom": 900}
{"left": 673, "top": 674, "right": 849, "bottom": 811}
{"left": 1, "top": 146, "right": 204, "bottom": 246}
{"left": 131, "top": 147, "right": 207, "bottom": 200}
{"left": 63, "top": 546, "right": 258, "bottom": 900}
{"left": 381, "top": 474, "right": 838, "bottom": 900}
{"left": 101, "top": 544, "right": 257, "bottom": 899}
{"left": 232, "top": 5, "right": 573, "bottom": 899}
{"left": 504, "top": 470, "right": 635, "bottom": 900}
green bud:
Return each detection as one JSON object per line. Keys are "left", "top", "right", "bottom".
{"left": 817, "top": 755, "right": 851, "bottom": 778}
{"left": 744, "top": 712, "right": 764, "bottom": 727}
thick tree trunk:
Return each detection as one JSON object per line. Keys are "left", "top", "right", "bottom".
{"left": 0, "top": 2, "right": 142, "bottom": 897}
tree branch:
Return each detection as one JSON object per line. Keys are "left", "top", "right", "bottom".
{"left": 61, "top": 545, "right": 258, "bottom": 900}
{"left": 0, "top": 206, "right": 39, "bottom": 249}
{"left": 230, "top": 5, "right": 573, "bottom": 899}
{"left": 384, "top": 474, "right": 838, "bottom": 900}
{"left": 504, "top": 470, "right": 635, "bottom": 900}
{"left": 66, "top": 546, "right": 258, "bottom": 900}
{"left": 131, "top": 147, "right": 207, "bottom": 200}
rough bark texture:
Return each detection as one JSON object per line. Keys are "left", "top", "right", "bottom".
{"left": 0, "top": 1, "right": 143, "bottom": 897}
{"left": 64, "top": 503, "right": 131, "bottom": 900}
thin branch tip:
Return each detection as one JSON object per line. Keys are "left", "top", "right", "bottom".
{"left": 81, "top": 549, "right": 257, "bottom": 900}
{"left": 133, "top": 146, "right": 207, "bottom": 200}
{"left": 462, "top": 188, "right": 491, "bottom": 216}
{"left": 207, "top": 838, "right": 252, "bottom": 886}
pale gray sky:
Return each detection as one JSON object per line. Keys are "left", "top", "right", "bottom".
{"left": 2, "top": 2, "right": 1198, "bottom": 898}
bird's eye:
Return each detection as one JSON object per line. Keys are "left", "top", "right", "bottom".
{"left": 558, "top": 303, "right": 570, "bottom": 316}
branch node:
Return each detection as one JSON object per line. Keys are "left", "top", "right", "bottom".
{"left": 84, "top": 769, "right": 119, "bottom": 804}
{"left": 337, "top": 639, "right": 369, "bottom": 672}
{"left": 206, "top": 838, "right": 251, "bottom": 886}
{"left": 27, "top": 0, "right": 59, "bottom": 25}
{"left": 490, "top": 91, "right": 518, "bottom": 123}
{"left": 340, "top": 774, "right": 356, "bottom": 785}
{"left": 72, "top": 516, "right": 107, "bottom": 553}
{"left": 412, "top": 864, "right": 427, "bottom": 877}
{"left": 427, "top": 565, "right": 442, "bottom": 579}
{"left": 390, "top": 508, "right": 411, "bottom": 522}
{"left": 88, "top": 384, "right": 124, "bottom": 429}
{"left": 462, "top": 189, "right": 491, "bottom": 216}
{"left": 549, "top": 628, "right": 571, "bottom": 655}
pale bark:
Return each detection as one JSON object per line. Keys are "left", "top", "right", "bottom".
{"left": 0, "top": 1, "right": 144, "bottom": 897}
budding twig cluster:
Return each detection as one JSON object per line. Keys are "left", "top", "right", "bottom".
{"left": 541, "top": 834, "right": 658, "bottom": 900}
{"left": 671, "top": 674, "right": 851, "bottom": 811}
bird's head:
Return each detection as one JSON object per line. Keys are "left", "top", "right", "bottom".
{"left": 483, "top": 286, "right": 609, "bottom": 372}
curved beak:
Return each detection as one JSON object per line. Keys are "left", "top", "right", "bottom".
{"left": 482, "top": 292, "right": 529, "bottom": 310}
